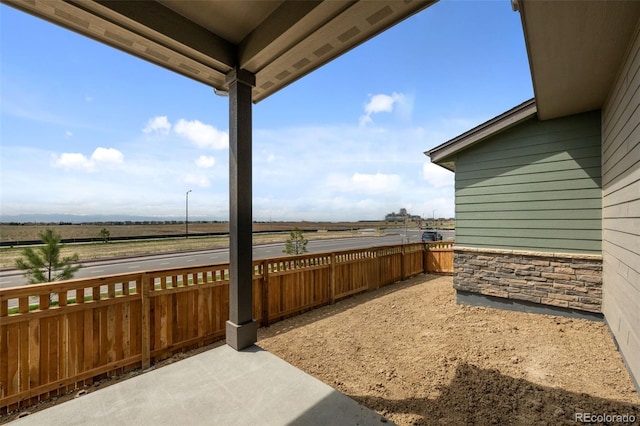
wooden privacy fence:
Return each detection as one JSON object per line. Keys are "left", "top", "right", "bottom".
{"left": 0, "top": 241, "right": 453, "bottom": 413}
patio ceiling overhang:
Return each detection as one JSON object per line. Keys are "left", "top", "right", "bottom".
{"left": 2, "top": 0, "right": 436, "bottom": 103}
{"left": 2, "top": 0, "right": 439, "bottom": 351}
{"left": 516, "top": 0, "right": 640, "bottom": 120}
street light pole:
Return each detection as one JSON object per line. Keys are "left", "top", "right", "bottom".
{"left": 186, "top": 189, "right": 192, "bottom": 238}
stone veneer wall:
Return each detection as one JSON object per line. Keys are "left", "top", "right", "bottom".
{"left": 454, "top": 247, "right": 603, "bottom": 313}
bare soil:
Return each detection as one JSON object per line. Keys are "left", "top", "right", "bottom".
{"left": 3, "top": 275, "right": 638, "bottom": 425}
{"left": 258, "top": 275, "right": 639, "bottom": 425}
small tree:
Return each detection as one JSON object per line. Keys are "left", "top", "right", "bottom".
{"left": 15, "top": 228, "right": 82, "bottom": 284}
{"left": 99, "top": 227, "right": 110, "bottom": 243}
{"left": 283, "top": 227, "right": 308, "bottom": 255}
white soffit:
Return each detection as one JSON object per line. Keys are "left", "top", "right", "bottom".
{"left": 2, "top": 0, "right": 437, "bottom": 103}
{"left": 518, "top": 0, "right": 640, "bottom": 120}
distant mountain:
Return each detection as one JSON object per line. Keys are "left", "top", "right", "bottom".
{"left": 0, "top": 214, "right": 215, "bottom": 224}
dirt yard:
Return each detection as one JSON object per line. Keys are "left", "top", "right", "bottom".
{"left": 258, "top": 275, "right": 640, "bottom": 425}
{"left": 3, "top": 275, "right": 638, "bottom": 425}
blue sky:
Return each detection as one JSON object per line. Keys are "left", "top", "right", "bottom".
{"left": 0, "top": 0, "right": 533, "bottom": 222}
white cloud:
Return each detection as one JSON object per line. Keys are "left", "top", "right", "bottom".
{"left": 182, "top": 173, "right": 210, "bottom": 187}
{"left": 359, "top": 115, "right": 374, "bottom": 127}
{"left": 143, "top": 116, "right": 171, "bottom": 135}
{"left": 352, "top": 172, "right": 401, "bottom": 194}
{"left": 174, "top": 119, "right": 228, "bottom": 149}
{"left": 65, "top": 130, "right": 73, "bottom": 137}
{"left": 251, "top": 122, "right": 457, "bottom": 220}
{"left": 51, "top": 152, "right": 95, "bottom": 172}
{"left": 92, "top": 147, "right": 124, "bottom": 164}
{"left": 16, "top": 115, "right": 458, "bottom": 220}
{"left": 422, "top": 161, "right": 454, "bottom": 188}
{"left": 141, "top": 116, "right": 228, "bottom": 149}
{"left": 359, "top": 92, "right": 404, "bottom": 127}
{"left": 195, "top": 155, "right": 216, "bottom": 168}
{"left": 51, "top": 147, "right": 124, "bottom": 172}
{"left": 365, "top": 93, "right": 400, "bottom": 114}
{"left": 328, "top": 172, "right": 402, "bottom": 195}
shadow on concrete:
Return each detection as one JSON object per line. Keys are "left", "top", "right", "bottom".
{"left": 349, "top": 363, "right": 639, "bottom": 425}
{"left": 6, "top": 345, "right": 387, "bottom": 426}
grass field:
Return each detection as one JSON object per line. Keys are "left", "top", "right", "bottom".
{"left": 0, "top": 220, "right": 454, "bottom": 242}
{"left": 0, "top": 220, "right": 454, "bottom": 270}
{"left": 0, "top": 221, "right": 385, "bottom": 242}
{"left": 0, "top": 222, "right": 392, "bottom": 269}
{"left": 0, "top": 226, "right": 377, "bottom": 269}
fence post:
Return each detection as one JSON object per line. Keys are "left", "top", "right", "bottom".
{"left": 428, "top": 243, "right": 434, "bottom": 274}
{"left": 423, "top": 243, "right": 429, "bottom": 274}
{"left": 141, "top": 273, "right": 151, "bottom": 369}
{"left": 400, "top": 245, "right": 406, "bottom": 281}
{"left": 261, "top": 260, "right": 270, "bottom": 327}
{"left": 329, "top": 253, "right": 336, "bottom": 303}
{"left": 371, "top": 248, "right": 380, "bottom": 290}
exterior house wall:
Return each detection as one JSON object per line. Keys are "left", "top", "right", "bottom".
{"left": 455, "top": 247, "right": 603, "bottom": 313}
{"left": 452, "top": 111, "right": 603, "bottom": 314}
{"left": 455, "top": 111, "right": 602, "bottom": 254}
{"left": 601, "top": 19, "right": 640, "bottom": 389}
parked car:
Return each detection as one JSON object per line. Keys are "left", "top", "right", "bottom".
{"left": 421, "top": 230, "right": 443, "bottom": 242}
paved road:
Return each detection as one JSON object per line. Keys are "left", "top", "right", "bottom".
{"left": 0, "top": 229, "right": 453, "bottom": 289}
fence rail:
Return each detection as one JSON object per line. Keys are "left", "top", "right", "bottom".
{"left": 0, "top": 241, "right": 453, "bottom": 413}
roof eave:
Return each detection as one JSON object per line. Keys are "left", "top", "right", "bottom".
{"left": 517, "top": 0, "right": 640, "bottom": 120}
{"left": 1, "top": 0, "right": 437, "bottom": 104}
{"left": 425, "top": 98, "right": 537, "bottom": 166}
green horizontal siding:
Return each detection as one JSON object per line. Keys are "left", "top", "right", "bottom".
{"left": 456, "top": 210, "right": 600, "bottom": 220}
{"left": 456, "top": 167, "right": 601, "bottom": 188}
{"left": 457, "top": 145, "right": 601, "bottom": 175}
{"left": 456, "top": 156, "right": 601, "bottom": 181}
{"left": 457, "top": 199, "right": 601, "bottom": 212}
{"left": 456, "top": 178, "right": 601, "bottom": 196}
{"left": 457, "top": 188, "right": 601, "bottom": 204}
{"left": 454, "top": 235, "right": 602, "bottom": 253}
{"left": 456, "top": 218, "right": 601, "bottom": 230}
{"left": 461, "top": 126, "right": 600, "bottom": 164}
{"left": 455, "top": 110, "right": 602, "bottom": 254}
{"left": 458, "top": 227, "right": 601, "bottom": 240}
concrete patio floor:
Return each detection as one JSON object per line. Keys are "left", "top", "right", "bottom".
{"left": 9, "top": 344, "right": 389, "bottom": 426}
